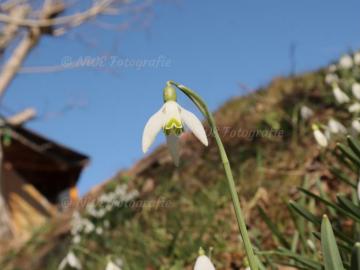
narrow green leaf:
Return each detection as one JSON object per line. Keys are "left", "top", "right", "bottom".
{"left": 321, "top": 215, "right": 345, "bottom": 270}
{"left": 299, "top": 188, "right": 360, "bottom": 223}
{"left": 337, "top": 143, "right": 360, "bottom": 168}
{"left": 347, "top": 136, "right": 360, "bottom": 159}
{"left": 330, "top": 167, "right": 357, "bottom": 188}
{"left": 351, "top": 242, "right": 360, "bottom": 270}
{"left": 337, "top": 195, "right": 360, "bottom": 218}
{"left": 257, "top": 206, "right": 290, "bottom": 248}
{"left": 289, "top": 201, "right": 321, "bottom": 225}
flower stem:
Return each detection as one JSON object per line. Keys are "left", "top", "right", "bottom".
{"left": 73, "top": 245, "right": 104, "bottom": 263}
{"left": 167, "top": 81, "right": 258, "bottom": 270}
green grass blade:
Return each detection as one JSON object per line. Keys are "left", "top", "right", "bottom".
{"left": 257, "top": 206, "right": 290, "bottom": 249}
{"left": 351, "top": 242, "right": 360, "bottom": 270}
{"left": 321, "top": 215, "right": 345, "bottom": 270}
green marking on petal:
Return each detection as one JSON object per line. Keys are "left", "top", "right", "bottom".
{"left": 164, "top": 118, "right": 183, "bottom": 136}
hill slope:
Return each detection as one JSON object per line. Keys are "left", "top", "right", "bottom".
{"left": 1, "top": 56, "right": 354, "bottom": 269}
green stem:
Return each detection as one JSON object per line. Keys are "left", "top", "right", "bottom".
{"left": 73, "top": 245, "right": 105, "bottom": 263}
{"left": 168, "top": 80, "right": 258, "bottom": 270}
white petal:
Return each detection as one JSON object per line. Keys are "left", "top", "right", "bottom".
{"left": 349, "top": 103, "right": 360, "bottom": 113}
{"left": 58, "top": 256, "right": 68, "bottom": 270}
{"left": 352, "top": 120, "right": 360, "bottom": 133}
{"left": 300, "top": 106, "right": 313, "bottom": 120}
{"left": 179, "top": 106, "right": 208, "bottom": 146}
{"left": 333, "top": 87, "right": 350, "bottom": 104}
{"left": 352, "top": 83, "right": 360, "bottom": 100}
{"left": 194, "top": 255, "right": 215, "bottom": 270}
{"left": 142, "top": 105, "right": 165, "bottom": 153}
{"left": 106, "top": 261, "right": 121, "bottom": 270}
{"left": 355, "top": 52, "right": 360, "bottom": 65}
{"left": 314, "top": 130, "right": 328, "bottom": 148}
{"left": 339, "top": 54, "right": 353, "bottom": 69}
{"left": 163, "top": 101, "right": 182, "bottom": 121}
{"left": 67, "top": 252, "right": 82, "bottom": 270}
{"left": 328, "top": 119, "right": 346, "bottom": 134}
{"left": 166, "top": 134, "right": 180, "bottom": 166}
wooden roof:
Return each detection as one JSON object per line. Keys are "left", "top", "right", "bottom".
{"left": 2, "top": 124, "right": 89, "bottom": 203}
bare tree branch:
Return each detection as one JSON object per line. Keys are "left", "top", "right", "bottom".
{"left": 0, "top": 0, "right": 115, "bottom": 28}
{"left": 7, "top": 107, "right": 36, "bottom": 125}
{"left": 0, "top": 0, "right": 65, "bottom": 100}
{"left": 0, "top": 4, "right": 29, "bottom": 54}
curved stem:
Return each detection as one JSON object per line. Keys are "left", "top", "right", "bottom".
{"left": 167, "top": 81, "right": 258, "bottom": 270}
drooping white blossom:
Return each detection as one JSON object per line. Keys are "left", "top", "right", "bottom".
{"left": 328, "top": 119, "right": 347, "bottom": 134}
{"left": 58, "top": 251, "right": 82, "bottom": 270}
{"left": 106, "top": 261, "right": 122, "bottom": 270}
{"left": 194, "top": 255, "right": 216, "bottom": 270}
{"left": 333, "top": 85, "right": 350, "bottom": 104}
{"left": 354, "top": 52, "right": 360, "bottom": 65}
{"left": 349, "top": 103, "right": 360, "bottom": 113}
{"left": 328, "top": 64, "right": 337, "bottom": 73}
{"left": 312, "top": 125, "right": 328, "bottom": 148}
{"left": 143, "top": 85, "right": 208, "bottom": 166}
{"left": 352, "top": 119, "right": 360, "bottom": 133}
{"left": 325, "top": 73, "right": 338, "bottom": 85}
{"left": 300, "top": 106, "right": 314, "bottom": 120}
{"left": 339, "top": 54, "right": 353, "bottom": 69}
{"left": 352, "top": 83, "right": 360, "bottom": 100}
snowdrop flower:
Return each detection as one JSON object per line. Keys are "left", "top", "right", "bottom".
{"left": 328, "top": 119, "right": 347, "bottom": 134}
{"left": 58, "top": 251, "right": 82, "bottom": 270}
{"left": 325, "top": 73, "right": 338, "bottom": 85}
{"left": 106, "top": 261, "right": 122, "bottom": 270}
{"left": 194, "top": 248, "right": 215, "bottom": 270}
{"left": 300, "top": 105, "right": 314, "bottom": 120}
{"left": 352, "top": 83, "right": 360, "bottom": 100}
{"left": 96, "top": 227, "right": 103, "bottom": 235}
{"left": 72, "top": 235, "right": 81, "bottom": 244}
{"left": 354, "top": 52, "right": 360, "bottom": 65}
{"left": 349, "top": 103, "right": 360, "bottom": 113}
{"left": 352, "top": 119, "right": 360, "bottom": 133}
{"left": 142, "top": 84, "right": 208, "bottom": 166}
{"left": 333, "top": 85, "right": 350, "bottom": 104}
{"left": 339, "top": 54, "right": 353, "bottom": 69}
{"left": 306, "top": 239, "right": 316, "bottom": 251}
{"left": 312, "top": 124, "right": 328, "bottom": 148}
{"left": 328, "top": 64, "right": 337, "bottom": 73}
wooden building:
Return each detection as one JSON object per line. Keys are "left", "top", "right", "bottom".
{"left": 0, "top": 122, "right": 89, "bottom": 241}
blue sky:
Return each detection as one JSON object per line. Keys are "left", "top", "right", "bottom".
{"left": 3, "top": 0, "right": 360, "bottom": 194}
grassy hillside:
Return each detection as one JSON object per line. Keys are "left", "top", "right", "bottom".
{"left": 1, "top": 55, "right": 356, "bottom": 269}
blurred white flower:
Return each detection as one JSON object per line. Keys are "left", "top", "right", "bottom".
{"left": 194, "top": 255, "right": 215, "bottom": 270}
{"left": 328, "top": 119, "right": 347, "bottom": 134}
{"left": 354, "top": 52, "right": 360, "bottom": 65}
{"left": 339, "top": 54, "right": 353, "bottom": 69}
{"left": 58, "top": 251, "right": 82, "bottom": 270}
{"left": 312, "top": 125, "right": 328, "bottom": 148}
{"left": 349, "top": 103, "right": 360, "bottom": 113}
{"left": 325, "top": 73, "right": 338, "bottom": 85}
{"left": 72, "top": 235, "right": 81, "bottom": 244}
{"left": 306, "top": 239, "right": 316, "bottom": 251}
{"left": 328, "top": 64, "right": 337, "bottom": 73}
{"left": 142, "top": 85, "right": 208, "bottom": 166}
{"left": 106, "top": 261, "right": 122, "bottom": 270}
{"left": 352, "top": 119, "right": 360, "bottom": 133}
{"left": 96, "top": 227, "right": 103, "bottom": 235}
{"left": 300, "top": 106, "right": 314, "bottom": 120}
{"left": 352, "top": 83, "right": 360, "bottom": 100}
{"left": 333, "top": 86, "right": 350, "bottom": 104}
